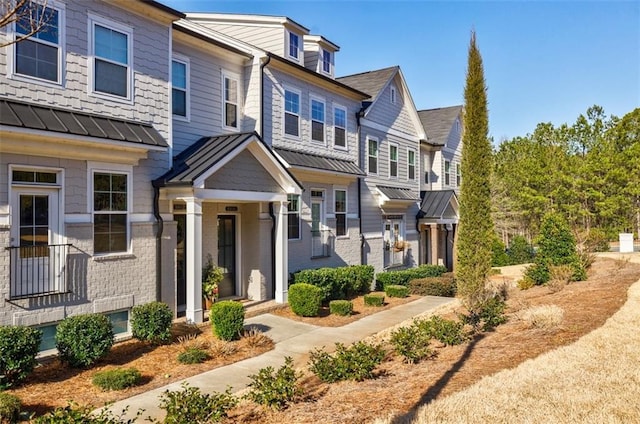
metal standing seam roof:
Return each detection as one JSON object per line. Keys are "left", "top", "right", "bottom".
{"left": 417, "top": 106, "right": 463, "bottom": 147}
{"left": 418, "top": 190, "right": 458, "bottom": 219}
{"left": 336, "top": 66, "right": 398, "bottom": 102}
{"left": 376, "top": 185, "right": 419, "bottom": 201}
{"left": 0, "top": 98, "right": 168, "bottom": 148}
{"left": 274, "top": 147, "right": 364, "bottom": 176}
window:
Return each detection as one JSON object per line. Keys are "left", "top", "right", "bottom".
{"left": 37, "top": 323, "right": 57, "bottom": 352}
{"left": 287, "top": 194, "right": 300, "bottom": 240}
{"left": 311, "top": 98, "right": 325, "bottom": 142}
{"left": 223, "top": 72, "right": 239, "bottom": 129}
{"left": 333, "top": 106, "right": 347, "bottom": 148}
{"left": 288, "top": 31, "right": 299, "bottom": 60}
{"left": 408, "top": 149, "right": 416, "bottom": 180}
{"left": 284, "top": 89, "right": 300, "bottom": 137}
{"left": 390, "top": 86, "right": 396, "bottom": 104}
{"left": 456, "top": 163, "right": 461, "bottom": 186}
{"left": 389, "top": 144, "right": 398, "bottom": 178}
{"left": 106, "top": 310, "right": 129, "bottom": 335}
{"left": 368, "top": 138, "right": 378, "bottom": 174}
{"left": 14, "top": 1, "right": 61, "bottom": 83}
{"left": 444, "top": 160, "right": 451, "bottom": 186}
{"left": 93, "top": 171, "right": 129, "bottom": 254}
{"left": 335, "top": 189, "right": 347, "bottom": 237}
{"left": 322, "top": 49, "right": 331, "bottom": 74}
{"left": 90, "top": 16, "right": 132, "bottom": 99}
{"left": 172, "top": 58, "right": 188, "bottom": 117}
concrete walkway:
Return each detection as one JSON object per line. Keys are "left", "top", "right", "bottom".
{"left": 105, "top": 295, "right": 454, "bottom": 420}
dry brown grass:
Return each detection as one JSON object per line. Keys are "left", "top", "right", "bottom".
{"left": 518, "top": 304, "right": 564, "bottom": 329}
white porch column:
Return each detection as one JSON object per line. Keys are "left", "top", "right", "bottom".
{"left": 185, "top": 198, "right": 203, "bottom": 323}
{"left": 430, "top": 223, "right": 439, "bottom": 265}
{"left": 274, "top": 200, "right": 288, "bottom": 303}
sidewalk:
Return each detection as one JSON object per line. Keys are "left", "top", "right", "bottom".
{"left": 105, "top": 295, "right": 455, "bottom": 421}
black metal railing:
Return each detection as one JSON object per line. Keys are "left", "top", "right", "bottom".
{"left": 6, "top": 244, "right": 71, "bottom": 300}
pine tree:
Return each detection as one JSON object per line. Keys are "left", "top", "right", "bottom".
{"left": 456, "top": 31, "right": 495, "bottom": 310}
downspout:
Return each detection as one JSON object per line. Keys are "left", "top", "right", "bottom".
{"left": 152, "top": 181, "right": 163, "bottom": 301}
{"left": 260, "top": 54, "right": 271, "bottom": 139}
{"left": 261, "top": 54, "right": 276, "bottom": 297}
{"left": 356, "top": 109, "right": 365, "bottom": 265}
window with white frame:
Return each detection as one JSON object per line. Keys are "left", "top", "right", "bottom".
{"left": 89, "top": 15, "right": 132, "bottom": 99}
{"left": 444, "top": 160, "right": 451, "bottom": 186}
{"left": 456, "top": 163, "right": 461, "bottom": 186}
{"left": 390, "top": 85, "right": 397, "bottom": 104}
{"left": 322, "top": 49, "right": 331, "bottom": 74}
{"left": 311, "top": 97, "right": 325, "bottom": 142}
{"left": 333, "top": 106, "right": 347, "bottom": 149}
{"left": 389, "top": 144, "right": 398, "bottom": 178}
{"left": 334, "top": 189, "right": 347, "bottom": 237}
{"left": 92, "top": 170, "right": 129, "bottom": 254}
{"left": 368, "top": 138, "right": 378, "bottom": 174}
{"left": 14, "top": 1, "right": 62, "bottom": 83}
{"left": 284, "top": 89, "right": 300, "bottom": 137}
{"left": 172, "top": 58, "right": 188, "bottom": 117}
{"left": 408, "top": 149, "right": 416, "bottom": 180}
{"left": 287, "top": 194, "right": 300, "bottom": 240}
{"left": 288, "top": 31, "right": 299, "bottom": 60}
{"left": 223, "top": 72, "right": 239, "bottom": 129}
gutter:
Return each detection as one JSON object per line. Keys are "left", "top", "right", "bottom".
{"left": 260, "top": 55, "right": 272, "bottom": 138}
{"left": 152, "top": 181, "right": 163, "bottom": 301}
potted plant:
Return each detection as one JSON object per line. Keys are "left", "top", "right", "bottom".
{"left": 202, "top": 256, "right": 223, "bottom": 309}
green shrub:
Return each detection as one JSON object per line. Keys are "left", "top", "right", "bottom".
{"left": 0, "top": 392, "right": 21, "bottom": 423}
{"left": 245, "top": 356, "right": 302, "bottom": 410}
{"left": 33, "top": 402, "right": 141, "bottom": 423}
{"left": 329, "top": 300, "right": 353, "bottom": 316}
{"left": 158, "top": 383, "right": 237, "bottom": 424}
{"left": 308, "top": 341, "right": 386, "bottom": 383}
{"left": 461, "top": 296, "right": 508, "bottom": 332}
{"left": 390, "top": 325, "right": 433, "bottom": 363}
{"left": 507, "top": 235, "right": 535, "bottom": 264}
{"left": 131, "top": 301, "right": 173, "bottom": 345}
{"left": 288, "top": 283, "right": 323, "bottom": 317}
{"left": 517, "top": 276, "right": 536, "bottom": 290}
{"left": 56, "top": 314, "right": 114, "bottom": 368}
{"left": 491, "top": 235, "right": 510, "bottom": 267}
{"left": 375, "top": 265, "right": 447, "bottom": 290}
{"left": 92, "top": 368, "right": 141, "bottom": 391}
{"left": 585, "top": 228, "right": 610, "bottom": 252}
{"left": 416, "top": 316, "right": 467, "bottom": 346}
{"left": 408, "top": 274, "right": 457, "bottom": 297}
{"left": 178, "top": 347, "right": 210, "bottom": 364}
{"left": 293, "top": 265, "right": 374, "bottom": 301}
{"left": 210, "top": 301, "right": 245, "bottom": 341}
{"left": 384, "top": 284, "right": 409, "bottom": 298}
{"left": 0, "top": 325, "right": 42, "bottom": 389}
{"left": 363, "top": 293, "right": 385, "bottom": 307}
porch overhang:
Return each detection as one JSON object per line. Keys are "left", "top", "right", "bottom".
{"left": 375, "top": 185, "right": 419, "bottom": 208}
{"left": 416, "top": 190, "right": 459, "bottom": 226}
{"left": 274, "top": 147, "right": 363, "bottom": 184}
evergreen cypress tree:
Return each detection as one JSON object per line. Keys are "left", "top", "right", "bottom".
{"left": 456, "top": 31, "right": 495, "bottom": 310}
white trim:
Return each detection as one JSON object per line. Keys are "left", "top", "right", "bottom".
{"left": 363, "top": 232, "right": 384, "bottom": 240}
{"left": 87, "top": 13, "right": 134, "bottom": 104}
{"left": 283, "top": 85, "right": 301, "bottom": 139}
{"left": 222, "top": 69, "right": 241, "bottom": 131}
{"left": 332, "top": 103, "right": 348, "bottom": 151}
{"left": 171, "top": 54, "right": 190, "bottom": 121}
{"left": 390, "top": 85, "right": 397, "bottom": 104}
{"left": 216, "top": 212, "right": 242, "bottom": 298}
{"left": 310, "top": 93, "right": 326, "bottom": 144}
{"left": 287, "top": 193, "right": 301, "bottom": 241}
{"left": 444, "top": 160, "right": 451, "bottom": 187}
{"left": 407, "top": 147, "right": 417, "bottom": 181}
{"left": 192, "top": 189, "right": 288, "bottom": 203}
{"left": 286, "top": 29, "right": 301, "bottom": 62}
{"left": 65, "top": 214, "right": 91, "bottom": 224}
{"left": 367, "top": 136, "right": 379, "bottom": 176}
{"left": 388, "top": 142, "right": 399, "bottom": 179}
{"left": 320, "top": 48, "right": 333, "bottom": 76}
{"left": 130, "top": 213, "right": 156, "bottom": 223}
{"left": 333, "top": 187, "right": 348, "bottom": 238}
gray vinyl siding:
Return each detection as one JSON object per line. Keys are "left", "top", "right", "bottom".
{"left": 242, "top": 61, "right": 261, "bottom": 133}
{"left": 172, "top": 40, "right": 246, "bottom": 155}
{"left": 191, "top": 22, "right": 285, "bottom": 57}
{"left": 366, "top": 78, "right": 417, "bottom": 136}
{"left": 432, "top": 121, "right": 462, "bottom": 192}
{"left": 204, "top": 150, "right": 282, "bottom": 193}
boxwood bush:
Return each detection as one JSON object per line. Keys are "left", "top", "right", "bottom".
{"left": 408, "top": 274, "right": 457, "bottom": 297}
{"left": 390, "top": 324, "right": 433, "bottom": 363}
{"left": 384, "top": 284, "right": 409, "bottom": 298}
{"left": 56, "top": 314, "right": 114, "bottom": 368}
{"left": 210, "top": 301, "right": 245, "bottom": 341}
{"left": 158, "top": 383, "right": 237, "bottom": 424}
{"left": 308, "top": 341, "right": 386, "bottom": 382}
{"left": 131, "top": 301, "right": 173, "bottom": 345}
{"left": 92, "top": 367, "right": 142, "bottom": 391}
{"left": 0, "top": 325, "right": 42, "bottom": 389}
{"left": 288, "top": 283, "right": 323, "bottom": 317}
{"left": 329, "top": 300, "right": 353, "bottom": 316}
{"left": 178, "top": 347, "right": 210, "bottom": 364}
{"left": 375, "top": 265, "right": 447, "bottom": 290}
{"left": 363, "top": 293, "right": 385, "bottom": 307}
{"left": 0, "top": 392, "right": 21, "bottom": 423}
{"left": 416, "top": 316, "right": 467, "bottom": 346}
{"left": 292, "top": 265, "right": 374, "bottom": 301}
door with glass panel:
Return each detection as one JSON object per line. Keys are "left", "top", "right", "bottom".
{"left": 217, "top": 215, "right": 237, "bottom": 298}
{"left": 311, "top": 191, "right": 327, "bottom": 257}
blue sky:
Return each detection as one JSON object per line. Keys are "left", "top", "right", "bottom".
{"left": 163, "top": 0, "right": 639, "bottom": 143}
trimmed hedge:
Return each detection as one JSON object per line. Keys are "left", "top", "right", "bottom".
{"left": 210, "top": 301, "right": 245, "bottom": 341}
{"left": 292, "top": 265, "right": 374, "bottom": 301}
{"left": 384, "top": 284, "right": 409, "bottom": 298}
{"left": 375, "top": 265, "right": 447, "bottom": 290}
{"left": 408, "top": 274, "right": 457, "bottom": 297}
{"left": 92, "top": 367, "right": 141, "bottom": 391}
{"left": 0, "top": 392, "right": 21, "bottom": 423}
{"left": 329, "top": 300, "right": 353, "bottom": 316}
{"left": 0, "top": 325, "right": 42, "bottom": 389}
{"left": 363, "top": 293, "right": 385, "bottom": 307}
{"left": 56, "top": 314, "right": 114, "bottom": 368}
{"left": 131, "top": 301, "right": 174, "bottom": 345}
{"left": 288, "top": 283, "right": 323, "bottom": 317}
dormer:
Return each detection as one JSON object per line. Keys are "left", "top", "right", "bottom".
{"left": 303, "top": 35, "right": 339, "bottom": 78}
{"left": 285, "top": 23, "right": 306, "bottom": 65}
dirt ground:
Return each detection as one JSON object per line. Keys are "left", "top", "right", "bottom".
{"left": 8, "top": 256, "right": 639, "bottom": 422}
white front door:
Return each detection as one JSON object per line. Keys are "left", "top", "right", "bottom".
{"left": 311, "top": 194, "right": 326, "bottom": 257}
{"left": 383, "top": 217, "right": 404, "bottom": 268}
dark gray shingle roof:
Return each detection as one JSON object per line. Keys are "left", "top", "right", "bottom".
{"left": 0, "top": 98, "right": 167, "bottom": 148}
{"left": 418, "top": 105, "right": 463, "bottom": 147}
{"left": 336, "top": 66, "right": 398, "bottom": 101}
{"left": 376, "top": 185, "right": 418, "bottom": 201}
{"left": 275, "top": 148, "right": 364, "bottom": 176}
{"left": 417, "top": 190, "right": 458, "bottom": 219}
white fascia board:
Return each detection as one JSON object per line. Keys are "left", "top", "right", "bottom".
{"left": 194, "top": 188, "right": 288, "bottom": 203}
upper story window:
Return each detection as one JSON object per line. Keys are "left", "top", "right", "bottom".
{"left": 389, "top": 144, "right": 398, "bottom": 178}
{"left": 287, "top": 194, "right": 300, "bottom": 240}
{"left": 92, "top": 168, "right": 130, "bottom": 254}
{"left": 334, "top": 189, "right": 347, "bottom": 237}
{"left": 13, "top": 1, "right": 62, "bottom": 83}
{"left": 172, "top": 58, "right": 189, "bottom": 118}
{"left": 444, "top": 160, "right": 451, "bottom": 186}
{"left": 311, "top": 97, "right": 325, "bottom": 143}
{"left": 368, "top": 138, "right": 378, "bottom": 175}
{"left": 408, "top": 149, "right": 416, "bottom": 180}
{"left": 390, "top": 85, "right": 397, "bottom": 104}
{"left": 456, "top": 163, "right": 461, "bottom": 186}
{"left": 223, "top": 71, "right": 239, "bottom": 130}
{"left": 284, "top": 88, "right": 300, "bottom": 137}
{"left": 89, "top": 15, "right": 132, "bottom": 100}
{"left": 333, "top": 106, "right": 347, "bottom": 149}
{"left": 288, "top": 31, "right": 300, "bottom": 61}
{"left": 321, "top": 49, "right": 331, "bottom": 74}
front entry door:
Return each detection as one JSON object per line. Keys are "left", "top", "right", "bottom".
{"left": 217, "top": 215, "right": 236, "bottom": 298}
